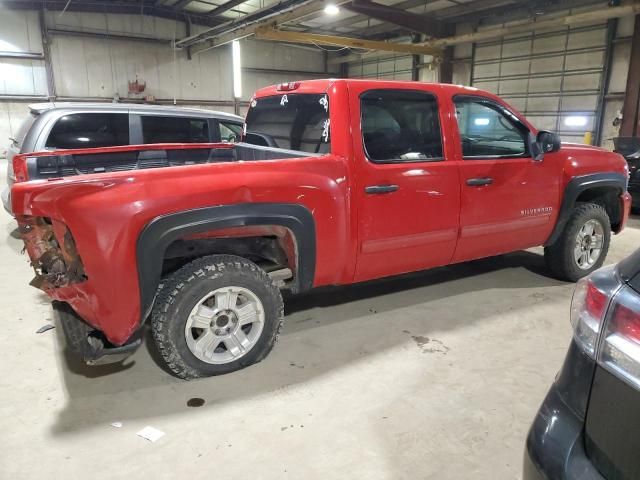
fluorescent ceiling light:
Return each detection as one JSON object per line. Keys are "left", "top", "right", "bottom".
{"left": 232, "top": 40, "right": 242, "bottom": 99}
{"left": 474, "top": 117, "right": 490, "bottom": 126}
{"left": 564, "top": 115, "right": 588, "bottom": 127}
{"left": 324, "top": 4, "right": 340, "bottom": 15}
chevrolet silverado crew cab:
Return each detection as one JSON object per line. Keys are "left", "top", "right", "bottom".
{"left": 11, "top": 79, "right": 632, "bottom": 379}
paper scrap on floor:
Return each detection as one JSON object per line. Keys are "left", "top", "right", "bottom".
{"left": 136, "top": 426, "right": 165, "bottom": 442}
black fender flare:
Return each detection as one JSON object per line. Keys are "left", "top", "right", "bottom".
{"left": 136, "top": 203, "right": 316, "bottom": 323}
{"left": 545, "top": 172, "right": 627, "bottom": 246}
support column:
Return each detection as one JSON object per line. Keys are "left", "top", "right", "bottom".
{"left": 39, "top": 9, "right": 56, "bottom": 100}
{"left": 620, "top": 15, "right": 640, "bottom": 137}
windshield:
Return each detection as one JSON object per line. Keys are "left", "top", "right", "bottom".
{"left": 243, "top": 93, "right": 330, "bottom": 154}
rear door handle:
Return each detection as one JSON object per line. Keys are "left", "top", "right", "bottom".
{"left": 466, "top": 177, "right": 493, "bottom": 187}
{"left": 365, "top": 184, "right": 400, "bottom": 194}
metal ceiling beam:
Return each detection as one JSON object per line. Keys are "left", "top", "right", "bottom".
{"left": 255, "top": 27, "right": 443, "bottom": 55}
{"left": 302, "top": 0, "right": 513, "bottom": 31}
{"left": 342, "top": 0, "right": 448, "bottom": 37}
{"left": 0, "top": 0, "right": 224, "bottom": 28}
{"left": 177, "top": 0, "right": 319, "bottom": 47}
{"left": 206, "top": 0, "right": 248, "bottom": 17}
{"left": 345, "top": 0, "right": 605, "bottom": 40}
{"left": 190, "top": 1, "right": 343, "bottom": 53}
{"left": 421, "top": 2, "right": 640, "bottom": 48}
{"left": 172, "top": 0, "right": 194, "bottom": 10}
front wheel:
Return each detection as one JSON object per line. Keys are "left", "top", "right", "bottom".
{"left": 151, "top": 254, "right": 284, "bottom": 379}
{"left": 544, "top": 203, "right": 611, "bottom": 282}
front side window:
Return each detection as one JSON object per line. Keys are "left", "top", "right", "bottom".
{"left": 142, "top": 116, "right": 209, "bottom": 144}
{"left": 219, "top": 121, "right": 242, "bottom": 143}
{"left": 46, "top": 113, "right": 129, "bottom": 149}
{"left": 244, "top": 93, "right": 330, "bottom": 153}
{"left": 454, "top": 97, "right": 528, "bottom": 159}
{"left": 361, "top": 90, "right": 443, "bottom": 163}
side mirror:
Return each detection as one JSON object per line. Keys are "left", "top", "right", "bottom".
{"left": 532, "top": 130, "right": 561, "bottom": 161}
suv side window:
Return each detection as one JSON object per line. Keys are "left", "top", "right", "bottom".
{"left": 141, "top": 116, "right": 210, "bottom": 143}
{"left": 454, "top": 96, "right": 528, "bottom": 159}
{"left": 46, "top": 113, "right": 129, "bottom": 149}
{"left": 361, "top": 89, "right": 443, "bottom": 163}
{"left": 219, "top": 122, "right": 242, "bottom": 143}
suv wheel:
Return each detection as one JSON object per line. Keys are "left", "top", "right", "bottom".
{"left": 151, "top": 254, "right": 284, "bottom": 379}
{"left": 544, "top": 203, "right": 611, "bottom": 282}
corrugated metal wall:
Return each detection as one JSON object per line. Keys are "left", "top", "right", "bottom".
{"left": 0, "top": 10, "right": 47, "bottom": 97}
{"left": 345, "top": 35, "right": 425, "bottom": 81}
{"left": 0, "top": 8, "right": 332, "bottom": 154}
{"left": 471, "top": 22, "right": 608, "bottom": 144}
{"left": 453, "top": 15, "right": 634, "bottom": 149}
{"left": 348, "top": 53, "right": 414, "bottom": 80}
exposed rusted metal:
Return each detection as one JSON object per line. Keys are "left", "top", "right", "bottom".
{"left": 168, "top": 225, "right": 298, "bottom": 284}
{"left": 17, "top": 216, "right": 86, "bottom": 291}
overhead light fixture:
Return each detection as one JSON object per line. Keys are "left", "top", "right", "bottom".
{"left": 564, "top": 115, "right": 588, "bottom": 127}
{"left": 324, "top": 4, "right": 340, "bottom": 15}
{"left": 232, "top": 40, "right": 242, "bottom": 99}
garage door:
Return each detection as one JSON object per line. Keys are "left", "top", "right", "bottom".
{"left": 471, "top": 23, "right": 608, "bottom": 144}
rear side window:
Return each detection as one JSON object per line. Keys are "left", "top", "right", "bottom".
{"left": 361, "top": 90, "right": 443, "bottom": 163}
{"left": 141, "top": 116, "right": 210, "bottom": 144}
{"left": 46, "top": 113, "right": 129, "bottom": 149}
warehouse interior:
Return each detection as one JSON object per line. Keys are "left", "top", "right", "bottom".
{"left": 1, "top": 0, "right": 640, "bottom": 479}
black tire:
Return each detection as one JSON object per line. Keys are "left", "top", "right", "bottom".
{"left": 151, "top": 254, "right": 284, "bottom": 379}
{"left": 544, "top": 203, "right": 611, "bottom": 282}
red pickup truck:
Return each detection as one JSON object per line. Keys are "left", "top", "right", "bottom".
{"left": 11, "top": 79, "right": 632, "bottom": 378}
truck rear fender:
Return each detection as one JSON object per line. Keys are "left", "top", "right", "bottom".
{"left": 545, "top": 172, "right": 628, "bottom": 246}
{"left": 136, "top": 203, "right": 316, "bottom": 323}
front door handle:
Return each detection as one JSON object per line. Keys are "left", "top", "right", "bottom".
{"left": 365, "top": 184, "right": 400, "bottom": 194}
{"left": 466, "top": 177, "right": 493, "bottom": 187}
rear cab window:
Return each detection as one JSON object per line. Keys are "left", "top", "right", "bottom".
{"left": 244, "top": 93, "right": 330, "bottom": 154}
{"left": 360, "top": 89, "right": 444, "bottom": 163}
{"left": 46, "top": 113, "right": 129, "bottom": 149}
{"left": 141, "top": 116, "right": 210, "bottom": 143}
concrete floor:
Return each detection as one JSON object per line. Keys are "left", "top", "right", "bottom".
{"left": 1, "top": 160, "right": 639, "bottom": 480}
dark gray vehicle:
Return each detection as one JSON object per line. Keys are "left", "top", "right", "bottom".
{"left": 2, "top": 103, "right": 243, "bottom": 214}
{"left": 524, "top": 248, "right": 640, "bottom": 480}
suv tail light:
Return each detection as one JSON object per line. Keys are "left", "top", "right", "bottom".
{"left": 12, "top": 153, "right": 29, "bottom": 182}
{"left": 570, "top": 273, "right": 616, "bottom": 357}
{"left": 598, "top": 286, "right": 640, "bottom": 389}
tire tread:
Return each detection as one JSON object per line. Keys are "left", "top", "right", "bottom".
{"left": 151, "top": 254, "right": 284, "bottom": 380}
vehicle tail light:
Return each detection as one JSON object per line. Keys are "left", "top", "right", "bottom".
{"left": 276, "top": 81, "right": 300, "bottom": 92}
{"left": 12, "top": 153, "right": 29, "bottom": 182}
{"left": 571, "top": 276, "right": 612, "bottom": 357}
{"left": 598, "top": 286, "right": 640, "bottom": 389}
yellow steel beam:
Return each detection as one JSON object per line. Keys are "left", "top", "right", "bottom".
{"left": 254, "top": 27, "right": 443, "bottom": 56}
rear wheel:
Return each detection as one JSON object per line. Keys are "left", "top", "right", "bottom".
{"left": 151, "top": 254, "right": 284, "bottom": 379}
{"left": 544, "top": 203, "right": 611, "bottom": 282}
